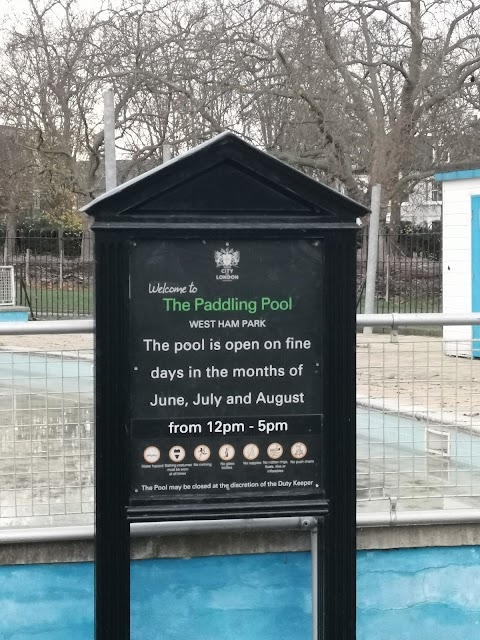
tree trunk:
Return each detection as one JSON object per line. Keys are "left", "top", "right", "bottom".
{"left": 388, "top": 197, "right": 403, "bottom": 246}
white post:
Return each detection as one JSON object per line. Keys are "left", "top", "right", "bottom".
{"left": 58, "top": 228, "right": 64, "bottom": 285}
{"left": 59, "top": 252, "right": 64, "bottom": 285}
{"left": 363, "top": 184, "right": 382, "bottom": 334}
{"left": 162, "top": 143, "right": 172, "bottom": 163}
{"left": 385, "top": 234, "right": 390, "bottom": 304}
{"left": 103, "top": 87, "right": 117, "bottom": 192}
{"left": 25, "top": 248, "right": 30, "bottom": 287}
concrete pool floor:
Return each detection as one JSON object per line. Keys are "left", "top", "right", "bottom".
{"left": 0, "top": 332, "right": 93, "bottom": 353}
{"left": 356, "top": 333, "right": 480, "bottom": 432}
{"left": 356, "top": 333, "right": 480, "bottom": 512}
{"left": 4, "top": 329, "right": 478, "bottom": 426}
{"left": 3, "top": 328, "right": 479, "bottom": 425}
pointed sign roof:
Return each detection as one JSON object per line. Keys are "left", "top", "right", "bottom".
{"left": 82, "top": 131, "right": 368, "bottom": 223}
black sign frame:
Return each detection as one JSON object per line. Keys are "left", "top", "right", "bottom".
{"left": 86, "top": 132, "right": 368, "bottom": 640}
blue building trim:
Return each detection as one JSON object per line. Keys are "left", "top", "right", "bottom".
{"left": 472, "top": 196, "right": 480, "bottom": 356}
{"left": 435, "top": 169, "right": 480, "bottom": 182}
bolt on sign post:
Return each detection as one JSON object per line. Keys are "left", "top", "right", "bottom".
{"left": 82, "top": 133, "right": 368, "bottom": 640}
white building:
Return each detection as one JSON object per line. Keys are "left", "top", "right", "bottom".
{"left": 435, "top": 169, "right": 480, "bottom": 357}
{"left": 400, "top": 179, "right": 442, "bottom": 227}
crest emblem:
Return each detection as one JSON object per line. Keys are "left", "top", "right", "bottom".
{"left": 215, "top": 245, "right": 240, "bottom": 268}
{"left": 214, "top": 243, "right": 240, "bottom": 281}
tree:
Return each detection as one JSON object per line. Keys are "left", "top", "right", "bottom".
{"left": 0, "top": 126, "right": 36, "bottom": 262}
{"left": 0, "top": 0, "right": 230, "bottom": 260}
{"left": 212, "top": 0, "right": 480, "bottom": 222}
{"left": 2, "top": 0, "right": 480, "bottom": 242}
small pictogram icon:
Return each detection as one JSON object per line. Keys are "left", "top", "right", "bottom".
{"left": 219, "top": 444, "right": 235, "bottom": 461}
{"left": 194, "top": 445, "right": 211, "bottom": 462}
{"left": 291, "top": 442, "right": 308, "bottom": 459}
{"left": 243, "top": 443, "right": 260, "bottom": 461}
{"left": 169, "top": 445, "right": 186, "bottom": 462}
{"left": 267, "top": 443, "right": 283, "bottom": 460}
{"left": 143, "top": 446, "right": 160, "bottom": 463}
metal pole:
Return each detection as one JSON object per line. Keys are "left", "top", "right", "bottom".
{"left": 0, "top": 313, "right": 479, "bottom": 337}
{"left": 162, "top": 143, "right": 172, "bottom": 163}
{"left": 363, "top": 184, "right": 382, "bottom": 334}
{"left": 0, "top": 319, "right": 94, "bottom": 334}
{"left": 0, "top": 516, "right": 317, "bottom": 544}
{"left": 311, "top": 524, "right": 319, "bottom": 640}
{"left": 357, "top": 509, "right": 480, "bottom": 527}
{"left": 103, "top": 87, "right": 117, "bottom": 192}
{"left": 6, "top": 510, "right": 480, "bottom": 544}
{"left": 25, "top": 248, "right": 30, "bottom": 287}
{"left": 356, "top": 312, "right": 480, "bottom": 328}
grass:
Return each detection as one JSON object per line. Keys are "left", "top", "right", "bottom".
{"left": 357, "top": 295, "right": 442, "bottom": 315}
{"left": 18, "top": 287, "right": 440, "bottom": 319}
{"left": 17, "top": 286, "right": 93, "bottom": 318}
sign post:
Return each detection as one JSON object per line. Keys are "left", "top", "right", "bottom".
{"left": 84, "top": 132, "right": 368, "bottom": 640}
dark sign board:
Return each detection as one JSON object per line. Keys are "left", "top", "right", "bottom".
{"left": 129, "top": 238, "right": 324, "bottom": 516}
{"left": 86, "top": 132, "right": 367, "bottom": 640}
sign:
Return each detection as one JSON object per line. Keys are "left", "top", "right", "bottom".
{"left": 87, "top": 133, "right": 365, "bottom": 640}
{"left": 129, "top": 238, "right": 324, "bottom": 514}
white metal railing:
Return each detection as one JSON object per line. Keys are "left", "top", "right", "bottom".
{"left": 357, "top": 312, "right": 480, "bottom": 327}
{"left": 0, "top": 313, "right": 476, "bottom": 334}
{"left": 0, "top": 319, "right": 93, "bottom": 334}
{"left": 0, "top": 266, "right": 15, "bottom": 306}
{"left": 356, "top": 314, "right": 480, "bottom": 517}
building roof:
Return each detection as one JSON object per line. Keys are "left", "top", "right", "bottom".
{"left": 435, "top": 169, "right": 480, "bottom": 182}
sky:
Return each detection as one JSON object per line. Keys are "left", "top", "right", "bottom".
{"left": 1, "top": 0, "right": 116, "bottom": 33}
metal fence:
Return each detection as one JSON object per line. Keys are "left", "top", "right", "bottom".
{"left": 1, "top": 314, "right": 480, "bottom": 528}
{"left": 0, "top": 230, "right": 93, "bottom": 319}
{"left": 0, "top": 229, "right": 442, "bottom": 319}
{"left": 0, "top": 347, "right": 94, "bottom": 528}
{"left": 0, "top": 321, "right": 93, "bottom": 527}
{"left": 357, "top": 315, "right": 480, "bottom": 514}
{"left": 357, "top": 227, "right": 442, "bottom": 313}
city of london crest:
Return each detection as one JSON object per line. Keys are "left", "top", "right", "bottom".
{"left": 214, "top": 243, "right": 240, "bottom": 281}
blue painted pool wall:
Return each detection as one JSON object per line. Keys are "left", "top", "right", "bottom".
{"left": 2, "top": 547, "right": 480, "bottom": 640}
{"left": 357, "top": 546, "right": 480, "bottom": 640}
{"left": 0, "top": 553, "right": 312, "bottom": 640}
{"left": 0, "top": 309, "right": 28, "bottom": 322}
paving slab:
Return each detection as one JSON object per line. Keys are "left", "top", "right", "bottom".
{"left": 356, "top": 333, "right": 480, "bottom": 431}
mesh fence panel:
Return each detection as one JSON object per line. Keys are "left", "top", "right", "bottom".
{"left": 0, "top": 349, "right": 93, "bottom": 528}
{"left": 0, "top": 266, "right": 14, "bottom": 305}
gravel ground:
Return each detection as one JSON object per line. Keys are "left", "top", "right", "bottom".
{"left": 0, "top": 334, "right": 93, "bottom": 352}
{"left": 356, "top": 333, "right": 480, "bottom": 429}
